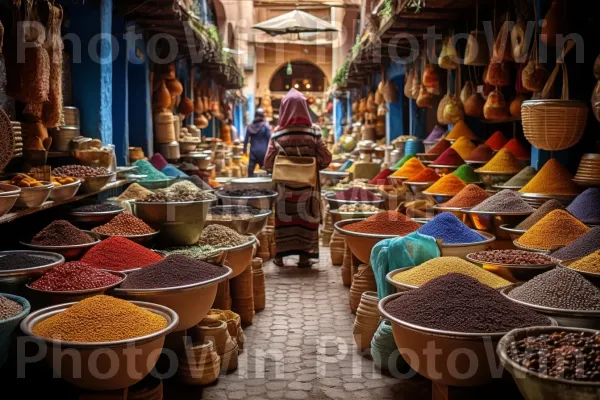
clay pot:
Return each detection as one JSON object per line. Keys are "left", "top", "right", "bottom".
{"left": 178, "top": 340, "right": 221, "bottom": 386}
{"left": 341, "top": 244, "right": 352, "bottom": 288}
{"left": 153, "top": 81, "right": 171, "bottom": 110}
{"left": 166, "top": 78, "right": 183, "bottom": 96}
{"left": 353, "top": 319, "right": 379, "bottom": 351}
{"left": 179, "top": 96, "right": 194, "bottom": 116}
{"left": 349, "top": 264, "right": 377, "bottom": 313}
{"left": 252, "top": 263, "right": 266, "bottom": 311}
{"left": 230, "top": 265, "right": 253, "bottom": 299}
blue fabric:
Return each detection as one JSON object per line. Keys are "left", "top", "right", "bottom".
{"left": 244, "top": 124, "right": 271, "bottom": 161}
{"left": 161, "top": 165, "right": 188, "bottom": 178}
{"left": 371, "top": 232, "right": 441, "bottom": 299}
{"left": 339, "top": 159, "right": 353, "bottom": 172}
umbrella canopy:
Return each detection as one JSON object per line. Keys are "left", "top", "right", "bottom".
{"left": 252, "top": 10, "right": 338, "bottom": 36}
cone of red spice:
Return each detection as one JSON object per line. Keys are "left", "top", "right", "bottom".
{"left": 80, "top": 236, "right": 163, "bottom": 272}
{"left": 431, "top": 148, "right": 465, "bottom": 166}
{"left": 441, "top": 184, "right": 490, "bottom": 208}
{"left": 407, "top": 168, "right": 440, "bottom": 183}
{"left": 369, "top": 169, "right": 393, "bottom": 185}
{"left": 502, "top": 138, "right": 530, "bottom": 160}
{"left": 426, "top": 139, "right": 451, "bottom": 155}
{"left": 485, "top": 131, "right": 508, "bottom": 151}
{"left": 344, "top": 211, "right": 421, "bottom": 235}
{"left": 467, "top": 144, "right": 494, "bottom": 162}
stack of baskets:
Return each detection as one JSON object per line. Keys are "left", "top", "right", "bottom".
{"left": 341, "top": 243, "right": 353, "bottom": 287}
{"left": 192, "top": 319, "right": 238, "bottom": 373}
{"left": 349, "top": 264, "right": 377, "bottom": 313}
{"left": 330, "top": 230, "right": 345, "bottom": 266}
{"left": 11, "top": 121, "right": 22, "bottom": 158}
{"left": 321, "top": 207, "right": 333, "bottom": 246}
{"left": 205, "top": 309, "right": 244, "bottom": 352}
{"left": 251, "top": 258, "right": 266, "bottom": 311}
{"left": 256, "top": 230, "right": 271, "bottom": 262}
{"left": 230, "top": 264, "right": 255, "bottom": 326}
{"left": 213, "top": 280, "right": 231, "bottom": 311}
{"left": 178, "top": 340, "right": 221, "bottom": 385}
{"left": 353, "top": 291, "right": 381, "bottom": 351}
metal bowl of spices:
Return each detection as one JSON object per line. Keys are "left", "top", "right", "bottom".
{"left": 206, "top": 206, "right": 272, "bottom": 235}
{"left": 462, "top": 210, "right": 533, "bottom": 240}
{"left": 326, "top": 195, "right": 385, "bottom": 211}
{"left": 475, "top": 171, "right": 518, "bottom": 190}
{"left": 0, "top": 251, "right": 65, "bottom": 291}
{"left": 519, "top": 192, "right": 579, "bottom": 208}
{"left": 466, "top": 251, "right": 557, "bottom": 283}
{"left": 499, "top": 224, "right": 527, "bottom": 240}
{"left": 498, "top": 326, "right": 600, "bottom": 400}
{"left": 134, "top": 198, "right": 216, "bottom": 224}
{"left": 49, "top": 179, "right": 81, "bottom": 202}
{"left": 403, "top": 181, "right": 435, "bottom": 195}
{"left": 20, "top": 300, "right": 179, "bottom": 390}
{"left": 429, "top": 164, "right": 460, "bottom": 176}
{"left": 559, "top": 259, "right": 600, "bottom": 288}
{"left": 513, "top": 240, "right": 554, "bottom": 255}
{"left": 420, "top": 191, "right": 454, "bottom": 205}
{"left": 319, "top": 170, "right": 350, "bottom": 187}
{"left": 216, "top": 190, "right": 278, "bottom": 210}
{"left": 69, "top": 207, "right": 124, "bottom": 224}
{"left": 328, "top": 210, "right": 380, "bottom": 224}
{"left": 20, "top": 232, "right": 101, "bottom": 260}
{"left": 491, "top": 184, "right": 524, "bottom": 191}
{"left": 138, "top": 178, "right": 176, "bottom": 190}
{"left": 432, "top": 205, "right": 472, "bottom": 227}
{"left": 440, "top": 231, "right": 496, "bottom": 259}
{"left": 95, "top": 230, "right": 160, "bottom": 246}
{"left": 501, "top": 285, "right": 600, "bottom": 329}
{"left": 222, "top": 235, "right": 258, "bottom": 278}
{"left": 79, "top": 173, "right": 115, "bottom": 193}
{"left": 333, "top": 219, "right": 399, "bottom": 264}
{"left": 25, "top": 271, "right": 127, "bottom": 307}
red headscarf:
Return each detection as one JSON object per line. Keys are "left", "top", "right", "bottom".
{"left": 275, "top": 89, "right": 312, "bottom": 132}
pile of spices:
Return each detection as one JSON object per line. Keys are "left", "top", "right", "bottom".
{"left": 198, "top": 225, "right": 250, "bottom": 248}
{"left": 509, "top": 268, "right": 600, "bottom": 310}
{"left": 392, "top": 154, "right": 415, "bottom": 169}
{"left": 425, "top": 125, "right": 447, "bottom": 142}
{"left": 466, "top": 144, "right": 494, "bottom": 162}
{"left": 30, "top": 262, "right": 122, "bottom": 291}
{"left": 81, "top": 237, "right": 163, "bottom": 272}
{"left": 516, "top": 200, "right": 565, "bottom": 230}
{"left": 520, "top": 158, "right": 580, "bottom": 195}
{"left": 385, "top": 274, "right": 549, "bottom": 333}
{"left": 369, "top": 168, "right": 393, "bottom": 185}
{"left": 507, "top": 331, "right": 600, "bottom": 382}
{"left": 469, "top": 250, "right": 555, "bottom": 265}
{"left": 517, "top": 210, "right": 589, "bottom": 250}
{"left": 418, "top": 213, "right": 486, "bottom": 244}
{"left": 484, "top": 131, "right": 508, "bottom": 150}
{"left": 450, "top": 137, "right": 476, "bottom": 159}
{"left": 222, "top": 189, "right": 275, "bottom": 197}
{"left": 502, "top": 138, "right": 529, "bottom": 160}
{"left": 338, "top": 203, "right": 381, "bottom": 212}
{"left": 120, "top": 255, "right": 228, "bottom": 289}
{"left": 189, "top": 175, "right": 212, "bottom": 190}
{"left": 31, "top": 220, "right": 94, "bottom": 246}
{"left": 344, "top": 211, "right": 420, "bottom": 236}
{"left": 72, "top": 204, "right": 122, "bottom": 213}
{"left": 391, "top": 158, "right": 426, "bottom": 178}
{"left": 501, "top": 166, "right": 537, "bottom": 187}
{"left": 167, "top": 181, "right": 201, "bottom": 193}
{"left": 406, "top": 168, "right": 440, "bottom": 183}
{"left": 0, "top": 296, "right": 23, "bottom": 320}
{"left": 92, "top": 212, "right": 155, "bottom": 236}
{"left": 52, "top": 165, "right": 110, "bottom": 178}
{"left": 445, "top": 120, "right": 478, "bottom": 141}
{"left": 551, "top": 227, "right": 600, "bottom": 261}
{"left": 32, "top": 295, "right": 168, "bottom": 342}
{"left": 333, "top": 188, "right": 379, "bottom": 201}
{"left": 441, "top": 184, "right": 489, "bottom": 208}
{"left": 143, "top": 187, "right": 215, "bottom": 202}
{"left": 425, "top": 174, "right": 466, "bottom": 195}
{"left": 133, "top": 159, "right": 169, "bottom": 182}
{"left": 392, "top": 257, "right": 510, "bottom": 288}
{"left": 116, "top": 183, "right": 153, "bottom": 201}
{"left": 476, "top": 149, "right": 522, "bottom": 174}
{"left": 0, "top": 253, "right": 51, "bottom": 271}
{"left": 567, "top": 188, "right": 600, "bottom": 223}
{"left": 426, "top": 139, "right": 451, "bottom": 156}
{"left": 161, "top": 165, "right": 186, "bottom": 178}
{"left": 567, "top": 250, "right": 600, "bottom": 273}
{"left": 470, "top": 189, "right": 535, "bottom": 213}
{"left": 209, "top": 206, "right": 263, "bottom": 216}
{"left": 158, "top": 245, "right": 219, "bottom": 260}
{"left": 431, "top": 148, "right": 465, "bottom": 167}
{"left": 149, "top": 153, "right": 169, "bottom": 171}
{"left": 452, "top": 164, "right": 480, "bottom": 184}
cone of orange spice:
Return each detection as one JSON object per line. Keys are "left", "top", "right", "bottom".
{"left": 392, "top": 158, "right": 426, "bottom": 178}
{"left": 407, "top": 168, "right": 440, "bottom": 183}
{"left": 344, "top": 211, "right": 421, "bottom": 235}
{"left": 425, "top": 174, "right": 466, "bottom": 195}
{"left": 519, "top": 158, "right": 580, "bottom": 195}
{"left": 516, "top": 210, "right": 589, "bottom": 250}
{"left": 476, "top": 149, "right": 522, "bottom": 174}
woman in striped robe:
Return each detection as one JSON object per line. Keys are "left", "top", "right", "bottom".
{"left": 264, "top": 89, "right": 332, "bottom": 268}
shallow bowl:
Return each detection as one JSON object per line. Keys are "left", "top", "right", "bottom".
{"left": 20, "top": 232, "right": 101, "bottom": 260}
{"left": 466, "top": 253, "right": 557, "bottom": 283}
{"left": 429, "top": 164, "right": 459, "bottom": 176}
{"left": 476, "top": 171, "right": 518, "bottom": 190}
{"left": 138, "top": 178, "right": 176, "bottom": 190}
{"left": 403, "top": 181, "right": 435, "bottom": 195}
{"left": 222, "top": 235, "right": 257, "bottom": 278}
{"left": 206, "top": 207, "right": 271, "bottom": 235}
{"left": 230, "top": 177, "right": 274, "bottom": 191}
{"left": 498, "top": 224, "right": 527, "bottom": 241}
{"left": 15, "top": 181, "right": 54, "bottom": 208}
{"left": 519, "top": 192, "right": 578, "bottom": 208}
{"left": 513, "top": 240, "right": 555, "bottom": 254}
{"left": 94, "top": 231, "right": 159, "bottom": 246}
{"left": 216, "top": 191, "right": 278, "bottom": 210}
{"left": 79, "top": 174, "right": 115, "bottom": 193}
{"left": 421, "top": 191, "right": 454, "bottom": 205}
{"left": 0, "top": 293, "right": 31, "bottom": 368}
{"left": 134, "top": 198, "right": 215, "bottom": 224}
{"left": 49, "top": 179, "right": 81, "bottom": 202}
{"left": 319, "top": 171, "right": 350, "bottom": 187}
{"left": 387, "top": 175, "right": 409, "bottom": 189}
{"left": 432, "top": 205, "right": 472, "bottom": 227}
{"left": 69, "top": 208, "right": 124, "bottom": 224}
{"left": 328, "top": 210, "right": 380, "bottom": 224}
{"left": 113, "top": 266, "right": 231, "bottom": 331}
{"left": 0, "top": 183, "right": 22, "bottom": 197}
{"left": 462, "top": 209, "right": 533, "bottom": 240}
{"left": 20, "top": 300, "right": 178, "bottom": 391}
{"left": 416, "top": 153, "right": 438, "bottom": 162}
{"left": 0, "top": 251, "right": 65, "bottom": 292}
{"left": 0, "top": 193, "right": 19, "bottom": 218}
{"left": 158, "top": 220, "right": 206, "bottom": 246}
{"left": 440, "top": 231, "right": 496, "bottom": 259}
{"left": 334, "top": 219, "right": 403, "bottom": 264}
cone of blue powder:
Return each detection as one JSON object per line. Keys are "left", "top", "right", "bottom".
{"left": 418, "top": 212, "right": 486, "bottom": 244}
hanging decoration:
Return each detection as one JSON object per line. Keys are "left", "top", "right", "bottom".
{"left": 483, "top": 88, "right": 509, "bottom": 121}
{"left": 541, "top": 0, "right": 565, "bottom": 47}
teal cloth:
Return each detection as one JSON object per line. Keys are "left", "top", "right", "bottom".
{"left": 370, "top": 232, "right": 440, "bottom": 299}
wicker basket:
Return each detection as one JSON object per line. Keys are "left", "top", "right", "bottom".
{"left": 50, "top": 126, "right": 79, "bottom": 151}
{"left": 521, "top": 41, "right": 588, "bottom": 151}
{"left": 154, "top": 112, "right": 176, "bottom": 143}
{"left": 62, "top": 106, "right": 80, "bottom": 127}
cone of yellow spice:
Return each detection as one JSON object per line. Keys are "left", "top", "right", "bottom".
{"left": 446, "top": 120, "right": 478, "bottom": 141}
{"left": 392, "top": 157, "right": 426, "bottom": 178}
{"left": 516, "top": 210, "right": 590, "bottom": 250}
{"left": 567, "top": 251, "right": 600, "bottom": 273}
{"left": 520, "top": 158, "right": 580, "bottom": 195}
{"left": 450, "top": 137, "right": 477, "bottom": 159}
{"left": 476, "top": 149, "right": 522, "bottom": 174}
{"left": 424, "top": 174, "right": 466, "bottom": 195}
{"left": 32, "top": 295, "right": 168, "bottom": 343}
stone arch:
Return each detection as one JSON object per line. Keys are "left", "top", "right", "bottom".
{"left": 268, "top": 59, "right": 328, "bottom": 92}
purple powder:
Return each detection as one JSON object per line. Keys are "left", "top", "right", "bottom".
{"left": 418, "top": 212, "right": 486, "bottom": 244}
{"left": 567, "top": 188, "right": 600, "bottom": 223}
{"left": 425, "top": 125, "right": 447, "bottom": 142}
{"left": 551, "top": 227, "right": 600, "bottom": 261}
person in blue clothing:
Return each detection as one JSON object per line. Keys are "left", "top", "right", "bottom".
{"left": 243, "top": 108, "right": 271, "bottom": 177}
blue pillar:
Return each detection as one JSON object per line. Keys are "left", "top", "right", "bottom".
{"left": 334, "top": 98, "right": 344, "bottom": 141}
{"left": 386, "top": 75, "right": 404, "bottom": 144}
{"left": 346, "top": 95, "right": 352, "bottom": 125}
{"left": 99, "top": 0, "right": 113, "bottom": 145}
{"left": 409, "top": 100, "right": 427, "bottom": 139}
{"left": 112, "top": 16, "right": 128, "bottom": 166}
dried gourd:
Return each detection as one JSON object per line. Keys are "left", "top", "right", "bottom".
{"left": 439, "top": 37, "right": 458, "bottom": 70}
{"left": 460, "top": 81, "right": 475, "bottom": 105}
{"left": 483, "top": 89, "right": 509, "bottom": 121}
{"left": 422, "top": 64, "right": 441, "bottom": 95}
{"left": 492, "top": 15, "right": 514, "bottom": 62}
{"left": 541, "top": 0, "right": 565, "bottom": 47}
{"left": 384, "top": 80, "right": 399, "bottom": 103}
{"left": 486, "top": 62, "right": 511, "bottom": 87}
{"left": 511, "top": 20, "right": 529, "bottom": 62}
{"left": 442, "top": 96, "right": 464, "bottom": 124}
{"left": 437, "top": 94, "right": 452, "bottom": 124}
{"left": 522, "top": 59, "right": 548, "bottom": 92}
{"left": 464, "top": 93, "right": 485, "bottom": 118}
{"left": 416, "top": 85, "right": 434, "bottom": 108}
{"left": 510, "top": 94, "right": 528, "bottom": 118}
{"left": 592, "top": 81, "right": 600, "bottom": 123}
{"left": 404, "top": 70, "right": 414, "bottom": 99}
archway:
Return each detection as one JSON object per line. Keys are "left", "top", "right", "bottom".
{"left": 269, "top": 61, "right": 327, "bottom": 93}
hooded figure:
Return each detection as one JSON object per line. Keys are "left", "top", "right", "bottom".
{"left": 243, "top": 108, "right": 271, "bottom": 177}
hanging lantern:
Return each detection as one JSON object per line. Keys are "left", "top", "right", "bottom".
{"left": 286, "top": 62, "right": 293, "bottom": 76}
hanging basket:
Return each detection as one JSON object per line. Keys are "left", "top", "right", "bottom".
{"left": 521, "top": 42, "right": 588, "bottom": 151}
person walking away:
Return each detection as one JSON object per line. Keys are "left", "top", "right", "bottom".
{"left": 244, "top": 108, "right": 271, "bottom": 177}
{"left": 264, "top": 89, "right": 332, "bottom": 268}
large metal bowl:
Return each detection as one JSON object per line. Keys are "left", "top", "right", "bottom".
{"left": 138, "top": 178, "right": 176, "bottom": 190}
{"left": 328, "top": 210, "right": 380, "bottom": 224}
{"left": 158, "top": 220, "right": 206, "bottom": 246}
{"left": 133, "top": 198, "right": 216, "bottom": 224}
{"left": 462, "top": 209, "right": 533, "bottom": 240}
{"left": 559, "top": 259, "right": 600, "bottom": 288}
{"left": 403, "top": 181, "right": 435, "bottom": 195}
{"left": 79, "top": 174, "right": 115, "bottom": 193}
{"left": 421, "top": 191, "right": 454, "bottom": 205}
{"left": 0, "top": 193, "right": 19, "bottom": 217}
{"left": 222, "top": 235, "right": 258, "bottom": 278}
{"left": 15, "top": 181, "right": 54, "bottom": 208}
{"left": 25, "top": 271, "right": 127, "bottom": 307}
{"left": 439, "top": 231, "right": 496, "bottom": 259}
{"left": 230, "top": 177, "right": 274, "bottom": 191}
{"left": 499, "top": 224, "right": 527, "bottom": 240}
{"left": 476, "top": 171, "right": 518, "bottom": 190}
{"left": 113, "top": 265, "right": 231, "bottom": 332}
{"left": 216, "top": 190, "right": 278, "bottom": 210}
{"left": 379, "top": 292, "right": 554, "bottom": 387}
{"left": 513, "top": 240, "right": 555, "bottom": 254}
{"left": 69, "top": 207, "right": 124, "bottom": 224}
{"left": 432, "top": 205, "right": 473, "bottom": 227}
{"left": 205, "top": 206, "right": 271, "bottom": 235}
{"left": 20, "top": 232, "right": 101, "bottom": 260}
{"left": 519, "top": 192, "right": 578, "bottom": 208}
{"left": 325, "top": 194, "right": 385, "bottom": 211}
{"left": 319, "top": 170, "right": 350, "bottom": 187}
{"left": 466, "top": 253, "right": 557, "bottom": 283}
{"left": 333, "top": 219, "right": 403, "bottom": 264}
{"left": 0, "top": 251, "right": 65, "bottom": 295}
{"left": 498, "top": 326, "right": 600, "bottom": 400}
{"left": 0, "top": 293, "right": 31, "bottom": 368}
{"left": 49, "top": 179, "right": 81, "bottom": 201}
{"left": 501, "top": 285, "right": 600, "bottom": 329}
{"left": 20, "top": 300, "right": 178, "bottom": 391}
{"left": 94, "top": 230, "right": 160, "bottom": 247}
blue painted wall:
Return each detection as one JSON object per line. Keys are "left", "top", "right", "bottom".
{"left": 334, "top": 98, "right": 344, "bottom": 141}
{"left": 112, "top": 16, "right": 128, "bottom": 166}
{"left": 386, "top": 62, "right": 408, "bottom": 143}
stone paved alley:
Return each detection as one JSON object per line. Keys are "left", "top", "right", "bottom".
{"left": 194, "top": 247, "right": 431, "bottom": 400}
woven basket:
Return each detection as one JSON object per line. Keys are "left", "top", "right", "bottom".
{"left": 154, "top": 112, "right": 176, "bottom": 143}
{"left": 521, "top": 41, "right": 588, "bottom": 151}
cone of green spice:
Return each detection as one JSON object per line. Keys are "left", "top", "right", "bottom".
{"left": 453, "top": 164, "right": 480, "bottom": 184}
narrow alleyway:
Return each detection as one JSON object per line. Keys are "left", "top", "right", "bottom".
{"left": 199, "top": 247, "right": 431, "bottom": 400}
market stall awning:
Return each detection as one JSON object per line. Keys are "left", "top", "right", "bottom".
{"left": 252, "top": 10, "right": 338, "bottom": 36}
